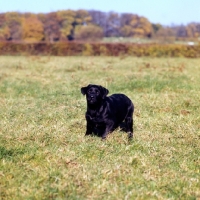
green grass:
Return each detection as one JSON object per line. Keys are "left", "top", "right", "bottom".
{"left": 0, "top": 56, "right": 200, "bottom": 199}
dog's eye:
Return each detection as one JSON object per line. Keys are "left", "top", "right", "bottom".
{"left": 96, "top": 90, "right": 99, "bottom": 94}
{"left": 88, "top": 89, "right": 93, "bottom": 94}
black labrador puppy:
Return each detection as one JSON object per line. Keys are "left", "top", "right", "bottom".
{"left": 81, "top": 84, "right": 134, "bottom": 140}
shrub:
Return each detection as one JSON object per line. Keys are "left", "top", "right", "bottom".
{"left": 1, "top": 41, "right": 200, "bottom": 58}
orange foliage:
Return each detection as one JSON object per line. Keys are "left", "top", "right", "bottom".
{"left": 0, "top": 10, "right": 200, "bottom": 42}
{"left": 22, "top": 16, "right": 44, "bottom": 42}
{"left": 75, "top": 24, "right": 103, "bottom": 41}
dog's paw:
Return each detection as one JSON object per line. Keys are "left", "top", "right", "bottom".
{"left": 128, "top": 132, "right": 133, "bottom": 140}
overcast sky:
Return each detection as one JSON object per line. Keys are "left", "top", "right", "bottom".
{"left": 1, "top": 0, "right": 200, "bottom": 25}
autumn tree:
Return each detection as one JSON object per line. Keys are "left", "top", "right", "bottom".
{"left": 22, "top": 15, "right": 44, "bottom": 42}
{"left": 186, "top": 23, "right": 200, "bottom": 38}
{"left": 105, "top": 12, "right": 120, "bottom": 37}
{"left": 74, "top": 24, "right": 103, "bottom": 41}
{"left": 5, "top": 12, "right": 22, "bottom": 41}
{"left": 72, "top": 10, "right": 92, "bottom": 39}
{"left": 1, "top": 9, "right": 200, "bottom": 42}
{"left": 120, "top": 13, "right": 135, "bottom": 37}
{"left": 57, "top": 10, "right": 76, "bottom": 40}
{"left": 88, "top": 10, "right": 107, "bottom": 27}
{"left": 120, "top": 14, "right": 152, "bottom": 37}
{"left": 154, "top": 26, "right": 176, "bottom": 42}
{"left": 39, "top": 12, "right": 60, "bottom": 42}
{"left": 0, "top": 13, "right": 10, "bottom": 40}
{"left": 174, "top": 25, "right": 187, "bottom": 38}
{"left": 0, "top": 26, "right": 10, "bottom": 40}
{"left": 152, "top": 23, "right": 162, "bottom": 33}
{"left": 74, "top": 10, "right": 92, "bottom": 26}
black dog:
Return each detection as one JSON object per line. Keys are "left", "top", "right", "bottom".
{"left": 81, "top": 84, "right": 134, "bottom": 140}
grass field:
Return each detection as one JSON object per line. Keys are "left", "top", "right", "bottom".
{"left": 0, "top": 56, "right": 200, "bottom": 199}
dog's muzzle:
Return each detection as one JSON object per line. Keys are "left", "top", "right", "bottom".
{"left": 88, "top": 95, "right": 96, "bottom": 103}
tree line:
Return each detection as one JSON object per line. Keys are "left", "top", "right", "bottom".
{"left": 0, "top": 10, "right": 200, "bottom": 42}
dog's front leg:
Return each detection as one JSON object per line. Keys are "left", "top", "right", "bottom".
{"left": 125, "top": 117, "right": 133, "bottom": 140}
{"left": 85, "top": 120, "right": 93, "bottom": 136}
{"left": 101, "top": 121, "right": 114, "bottom": 139}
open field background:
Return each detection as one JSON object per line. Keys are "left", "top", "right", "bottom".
{"left": 0, "top": 56, "right": 200, "bottom": 199}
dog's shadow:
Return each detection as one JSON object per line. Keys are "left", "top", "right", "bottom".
{"left": 92, "top": 122, "right": 127, "bottom": 137}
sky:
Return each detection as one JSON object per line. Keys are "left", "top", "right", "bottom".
{"left": 1, "top": 0, "right": 200, "bottom": 26}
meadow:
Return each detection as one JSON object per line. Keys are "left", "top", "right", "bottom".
{"left": 0, "top": 56, "right": 199, "bottom": 199}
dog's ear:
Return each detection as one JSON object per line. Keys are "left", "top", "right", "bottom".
{"left": 100, "top": 86, "right": 109, "bottom": 99}
{"left": 81, "top": 86, "right": 88, "bottom": 95}
{"left": 81, "top": 84, "right": 92, "bottom": 95}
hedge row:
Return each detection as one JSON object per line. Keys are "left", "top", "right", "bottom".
{"left": 0, "top": 42, "right": 200, "bottom": 57}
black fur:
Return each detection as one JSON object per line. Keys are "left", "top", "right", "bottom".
{"left": 81, "top": 84, "right": 134, "bottom": 140}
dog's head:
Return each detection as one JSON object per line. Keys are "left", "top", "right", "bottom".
{"left": 81, "top": 84, "right": 109, "bottom": 105}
